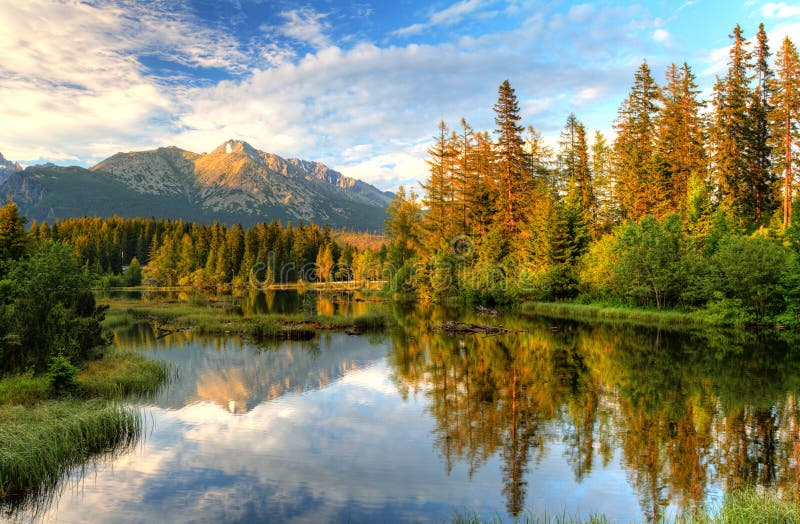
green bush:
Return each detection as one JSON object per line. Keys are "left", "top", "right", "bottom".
{"left": 46, "top": 354, "right": 78, "bottom": 395}
{"left": 711, "top": 235, "right": 788, "bottom": 321}
{"left": 0, "top": 242, "right": 107, "bottom": 373}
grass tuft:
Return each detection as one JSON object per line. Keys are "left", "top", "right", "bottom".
{"left": 101, "top": 297, "right": 392, "bottom": 339}
{"left": 77, "top": 353, "right": 169, "bottom": 399}
{"left": 0, "top": 400, "right": 141, "bottom": 504}
{"left": 705, "top": 488, "right": 800, "bottom": 524}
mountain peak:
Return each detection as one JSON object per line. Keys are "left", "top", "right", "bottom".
{"left": 213, "top": 139, "right": 259, "bottom": 158}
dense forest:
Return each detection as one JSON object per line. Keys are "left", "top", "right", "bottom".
{"left": 383, "top": 24, "right": 800, "bottom": 326}
{"left": 25, "top": 215, "right": 383, "bottom": 288}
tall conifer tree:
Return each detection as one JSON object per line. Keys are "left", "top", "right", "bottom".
{"left": 613, "top": 60, "right": 660, "bottom": 219}
{"left": 493, "top": 80, "right": 528, "bottom": 233}
{"left": 769, "top": 36, "right": 800, "bottom": 228}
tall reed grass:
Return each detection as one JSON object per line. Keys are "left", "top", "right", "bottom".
{"left": 0, "top": 400, "right": 141, "bottom": 504}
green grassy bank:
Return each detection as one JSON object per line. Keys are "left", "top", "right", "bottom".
{"left": 0, "top": 353, "right": 168, "bottom": 506}
{"left": 519, "top": 301, "right": 749, "bottom": 330}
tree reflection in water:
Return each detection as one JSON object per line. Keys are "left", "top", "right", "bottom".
{"left": 387, "top": 304, "right": 800, "bottom": 521}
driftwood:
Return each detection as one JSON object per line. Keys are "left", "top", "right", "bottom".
{"left": 436, "top": 321, "right": 527, "bottom": 335}
{"left": 153, "top": 324, "right": 192, "bottom": 338}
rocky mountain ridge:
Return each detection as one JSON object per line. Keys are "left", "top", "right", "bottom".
{"left": 0, "top": 140, "right": 392, "bottom": 230}
{"left": 0, "top": 152, "right": 23, "bottom": 185}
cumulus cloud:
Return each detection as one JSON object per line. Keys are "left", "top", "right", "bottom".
{"left": 0, "top": 0, "right": 252, "bottom": 162}
{"left": 0, "top": 1, "right": 690, "bottom": 189}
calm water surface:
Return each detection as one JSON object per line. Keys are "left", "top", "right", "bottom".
{"left": 6, "top": 291, "right": 800, "bottom": 523}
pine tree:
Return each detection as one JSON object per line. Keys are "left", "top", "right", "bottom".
{"left": 385, "top": 186, "right": 422, "bottom": 268}
{"left": 559, "top": 115, "right": 595, "bottom": 232}
{"left": 657, "top": 63, "right": 706, "bottom": 214}
{"left": 467, "top": 131, "right": 497, "bottom": 237}
{"left": 493, "top": 80, "right": 528, "bottom": 233}
{"left": 455, "top": 118, "right": 475, "bottom": 234}
{"left": 769, "top": 36, "right": 800, "bottom": 228}
{"left": 613, "top": 61, "right": 661, "bottom": 219}
{"left": 421, "top": 121, "right": 453, "bottom": 251}
{"left": 711, "top": 24, "right": 754, "bottom": 224}
{"left": 559, "top": 114, "right": 581, "bottom": 189}
{"left": 0, "top": 200, "right": 27, "bottom": 264}
{"left": 749, "top": 23, "right": 775, "bottom": 225}
{"left": 591, "top": 131, "right": 616, "bottom": 230}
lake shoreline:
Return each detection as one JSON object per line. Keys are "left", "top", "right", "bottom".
{"left": 0, "top": 353, "right": 168, "bottom": 509}
{"left": 518, "top": 300, "right": 796, "bottom": 331}
{"left": 101, "top": 294, "right": 391, "bottom": 341}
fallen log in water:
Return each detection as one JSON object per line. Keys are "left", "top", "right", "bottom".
{"left": 436, "top": 321, "right": 527, "bottom": 335}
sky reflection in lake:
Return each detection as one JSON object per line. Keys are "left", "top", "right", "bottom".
{"left": 9, "top": 303, "right": 800, "bottom": 523}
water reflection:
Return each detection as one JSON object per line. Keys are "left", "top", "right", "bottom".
{"left": 389, "top": 305, "right": 800, "bottom": 521}
{"left": 8, "top": 300, "right": 800, "bottom": 523}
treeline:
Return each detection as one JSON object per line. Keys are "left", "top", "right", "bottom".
{"left": 385, "top": 24, "right": 800, "bottom": 324}
{"left": 28, "top": 216, "right": 384, "bottom": 287}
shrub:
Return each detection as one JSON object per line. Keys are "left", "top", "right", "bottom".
{"left": 46, "top": 354, "right": 78, "bottom": 395}
{"left": 712, "top": 235, "right": 788, "bottom": 321}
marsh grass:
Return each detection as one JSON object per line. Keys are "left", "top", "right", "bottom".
{"left": 0, "top": 400, "right": 141, "bottom": 506}
{"left": 0, "top": 373, "right": 50, "bottom": 406}
{"left": 451, "top": 510, "right": 608, "bottom": 524}
{"left": 685, "top": 488, "right": 800, "bottom": 524}
{"left": 76, "top": 353, "right": 169, "bottom": 399}
{"left": 519, "top": 302, "right": 728, "bottom": 329}
{"left": 102, "top": 297, "right": 391, "bottom": 339}
{"left": 0, "top": 352, "right": 168, "bottom": 509}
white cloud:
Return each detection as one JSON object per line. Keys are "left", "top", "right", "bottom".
{"left": 0, "top": 1, "right": 669, "bottom": 190}
{"left": 392, "top": 0, "right": 490, "bottom": 37}
{"left": 760, "top": 2, "right": 800, "bottom": 18}
{"left": 0, "top": 0, "right": 254, "bottom": 163}
{"left": 653, "top": 29, "right": 671, "bottom": 43}
{"left": 430, "top": 0, "right": 488, "bottom": 25}
{"left": 275, "top": 7, "right": 331, "bottom": 50}
{"left": 337, "top": 146, "right": 430, "bottom": 191}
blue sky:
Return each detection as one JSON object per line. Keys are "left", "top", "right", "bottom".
{"left": 1, "top": 1, "right": 799, "bottom": 190}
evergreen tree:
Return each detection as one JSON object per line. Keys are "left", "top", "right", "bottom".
{"left": 385, "top": 186, "right": 422, "bottom": 268}
{"left": 591, "top": 131, "right": 616, "bottom": 230}
{"left": 559, "top": 115, "right": 595, "bottom": 232}
{"left": 421, "top": 121, "right": 453, "bottom": 251}
{"left": 493, "top": 80, "right": 529, "bottom": 233}
{"left": 613, "top": 61, "right": 661, "bottom": 219}
{"left": 455, "top": 118, "right": 475, "bottom": 234}
{"left": 749, "top": 23, "right": 775, "bottom": 225}
{"left": 0, "top": 200, "right": 27, "bottom": 264}
{"left": 711, "top": 24, "right": 754, "bottom": 224}
{"left": 657, "top": 63, "right": 706, "bottom": 214}
{"left": 769, "top": 36, "right": 800, "bottom": 228}
{"left": 468, "top": 131, "right": 498, "bottom": 237}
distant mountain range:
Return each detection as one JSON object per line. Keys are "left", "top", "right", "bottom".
{"left": 0, "top": 140, "right": 393, "bottom": 230}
